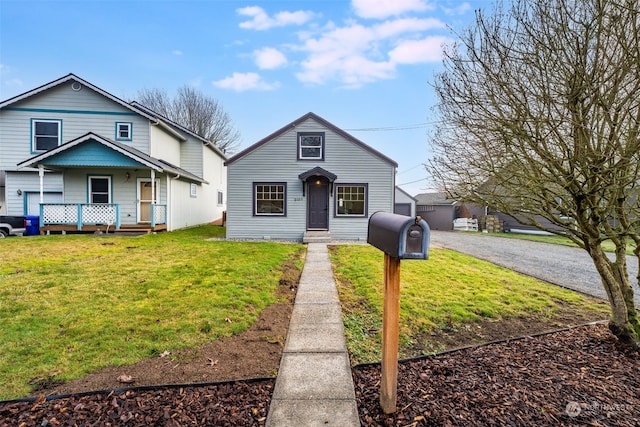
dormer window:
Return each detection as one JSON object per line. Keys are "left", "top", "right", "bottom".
{"left": 298, "top": 132, "right": 324, "bottom": 160}
{"left": 32, "top": 119, "right": 61, "bottom": 151}
{"left": 116, "top": 122, "right": 132, "bottom": 141}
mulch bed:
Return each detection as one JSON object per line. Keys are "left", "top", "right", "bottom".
{"left": 0, "top": 379, "right": 274, "bottom": 427}
{"left": 355, "top": 323, "right": 640, "bottom": 426}
{"left": 2, "top": 323, "right": 639, "bottom": 426}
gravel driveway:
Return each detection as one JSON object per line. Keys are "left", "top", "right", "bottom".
{"left": 429, "top": 231, "right": 640, "bottom": 309}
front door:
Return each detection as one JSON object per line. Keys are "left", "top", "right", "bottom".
{"left": 307, "top": 178, "right": 329, "bottom": 229}
{"left": 138, "top": 180, "right": 158, "bottom": 223}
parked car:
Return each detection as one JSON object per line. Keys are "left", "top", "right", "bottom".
{"left": 0, "top": 215, "right": 26, "bottom": 237}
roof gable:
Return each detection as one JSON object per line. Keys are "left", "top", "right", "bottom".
{"left": 0, "top": 74, "right": 158, "bottom": 123}
{"left": 40, "top": 140, "right": 146, "bottom": 168}
{"left": 225, "top": 112, "right": 397, "bottom": 167}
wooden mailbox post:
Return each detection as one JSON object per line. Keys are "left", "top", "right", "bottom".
{"left": 367, "top": 212, "right": 430, "bottom": 414}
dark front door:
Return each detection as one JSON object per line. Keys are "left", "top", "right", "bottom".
{"left": 307, "top": 178, "right": 329, "bottom": 229}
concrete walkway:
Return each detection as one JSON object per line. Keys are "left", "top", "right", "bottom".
{"left": 266, "top": 243, "right": 360, "bottom": 427}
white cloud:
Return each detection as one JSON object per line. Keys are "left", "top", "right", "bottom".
{"left": 373, "top": 17, "right": 445, "bottom": 38}
{"left": 212, "top": 72, "right": 280, "bottom": 91}
{"left": 352, "top": 0, "right": 435, "bottom": 19}
{"left": 237, "top": 6, "right": 316, "bottom": 30}
{"left": 442, "top": 2, "right": 472, "bottom": 16}
{"left": 254, "top": 47, "right": 288, "bottom": 69}
{"left": 388, "top": 36, "right": 450, "bottom": 64}
{"left": 295, "top": 17, "right": 448, "bottom": 87}
{"left": 296, "top": 23, "right": 395, "bottom": 87}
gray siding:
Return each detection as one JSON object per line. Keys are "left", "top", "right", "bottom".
{"left": 5, "top": 171, "right": 63, "bottom": 215}
{"left": 227, "top": 117, "right": 395, "bottom": 240}
{"left": 0, "top": 83, "right": 151, "bottom": 173}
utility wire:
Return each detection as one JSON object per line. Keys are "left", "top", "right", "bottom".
{"left": 344, "top": 121, "right": 436, "bottom": 132}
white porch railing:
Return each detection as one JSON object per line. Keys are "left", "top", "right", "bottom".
{"left": 40, "top": 204, "right": 167, "bottom": 230}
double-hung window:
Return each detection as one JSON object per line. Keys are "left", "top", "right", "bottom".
{"left": 32, "top": 119, "right": 61, "bottom": 151}
{"left": 254, "top": 183, "right": 286, "bottom": 216}
{"left": 116, "top": 122, "right": 132, "bottom": 141}
{"left": 298, "top": 133, "right": 324, "bottom": 160}
{"left": 89, "top": 176, "right": 111, "bottom": 204}
{"left": 335, "top": 184, "right": 367, "bottom": 217}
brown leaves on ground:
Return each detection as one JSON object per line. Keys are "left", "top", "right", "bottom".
{"left": 355, "top": 323, "right": 640, "bottom": 426}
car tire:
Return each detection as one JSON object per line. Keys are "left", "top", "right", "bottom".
{"left": 0, "top": 229, "right": 8, "bottom": 238}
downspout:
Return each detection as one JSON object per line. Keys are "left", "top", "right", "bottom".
{"left": 169, "top": 173, "right": 181, "bottom": 232}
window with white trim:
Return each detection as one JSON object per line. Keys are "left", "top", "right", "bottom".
{"left": 32, "top": 119, "right": 61, "bottom": 151}
{"left": 116, "top": 122, "right": 132, "bottom": 141}
{"left": 298, "top": 133, "right": 324, "bottom": 160}
{"left": 190, "top": 183, "right": 197, "bottom": 198}
{"left": 335, "top": 184, "right": 367, "bottom": 216}
{"left": 254, "top": 183, "right": 286, "bottom": 215}
{"left": 217, "top": 190, "right": 224, "bottom": 206}
{"left": 89, "top": 176, "right": 111, "bottom": 203}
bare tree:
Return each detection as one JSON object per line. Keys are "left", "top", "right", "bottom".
{"left": 136, "top": 86, "right": 240, "bottom": 154}
{"left": 428, "top": 0, "right": 640, "bottom": 347}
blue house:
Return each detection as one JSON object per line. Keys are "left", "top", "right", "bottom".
{"left": 0, "top": 74, "right": 227, "bottom": 233}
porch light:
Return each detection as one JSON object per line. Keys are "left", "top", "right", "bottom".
{"left": 16, "top": 189, "right": 22, "bottom": 195}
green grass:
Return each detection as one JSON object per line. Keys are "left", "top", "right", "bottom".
{"left": 0, "top": 226, "right": 304, "bottom": 400}
{"left": 329, "top": 245, "right": 610, "bottom": 364}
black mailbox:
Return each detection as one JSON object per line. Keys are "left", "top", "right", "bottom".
{"left": 367, "top": 211, "right": 430, "bottom": 259}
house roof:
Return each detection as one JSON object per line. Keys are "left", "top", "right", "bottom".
{"left": 0, "top": 73, "right": 193, "bottom": 143}
{"left": 17, "top": 132, "right": 208, "bottom": 184}
{"left": 224, "top": 112, "right": 398, "bottom": 167}
{"left": 395, "top": 186, "right": 417, "bottom": 202}
{"left": 130, "top": 101, "right": 227, "bottom": 160}
{"left": 298, "top": 166, "right": 338, "bottom": 182}
{"left": 414, "top": 192, "right": 458, "bottom": 206}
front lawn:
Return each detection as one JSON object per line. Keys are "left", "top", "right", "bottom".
{"left": 0, "top": 226, "right": 304, "bottom": 400}
{"left": 329, "top": 245, "right": 610, "bottom": 364}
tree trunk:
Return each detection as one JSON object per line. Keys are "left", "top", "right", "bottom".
{"left": 588, "top": 243, "right": 640, "bottom": 348}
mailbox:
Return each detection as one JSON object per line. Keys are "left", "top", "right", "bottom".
{"left": 367, "top": 211, "right": 430, "bottom": 260}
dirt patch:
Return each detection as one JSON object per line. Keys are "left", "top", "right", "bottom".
{"left": 414, "top": 302, "right": 610, "bottom": 355}
{"left": 27, "top": 255, "right": 302, "bottom": 398}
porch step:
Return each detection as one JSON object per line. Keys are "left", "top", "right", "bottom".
{"left": 303, "top": 230, "right": 331, "bottom": 243}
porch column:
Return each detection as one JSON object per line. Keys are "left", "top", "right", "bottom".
{"left": 150, "top": 169, "right": 156, "bottom": 227}
{"left": 38, "top": 165, "right": 44, "bottom": 203}
{"left": 150, "top": 169, "right": 156, "bottom": 204}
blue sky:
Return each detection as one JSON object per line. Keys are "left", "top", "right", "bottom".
{"left": 0, "top": 0, "right": 484, "bottom": 196}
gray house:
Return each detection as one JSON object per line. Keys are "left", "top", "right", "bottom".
{"left": 415, "top": 192, "right": 460, "bottom": 230}
{"left": 0, "top": 74, "right": 227, "bottom": 233}
{"left": 224, "top": 112, "right": 397, "bottom": 241}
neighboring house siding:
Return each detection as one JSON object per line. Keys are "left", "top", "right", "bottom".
{"left": 5, "top": 171, "right": 63, "bottom": 215}
{"left": 227, "top": 116, "right": 395, "bottom": 240}
{"left": 150, "top": 125, "right": 181, "bottom": 163}
{"left": 180, "top": 137, "right": 205, "bottom": 178}
{"left": 394, "top": 187, "right": 416, "bottom": 217}
{"left": 0, "top": 84, "right": 151, "bottom": 171}
{"left": 420, "top": 205, "right": 457, "bottom": 230}
{"left": 168, "top": 145, "right": 227, "bottom": 230}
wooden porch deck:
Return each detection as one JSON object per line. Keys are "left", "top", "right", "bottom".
{"left": 40, "top": 224, "right": 167, "bottom": 235}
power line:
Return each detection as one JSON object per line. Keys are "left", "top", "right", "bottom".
{"left": 344, "top": 121, "right": 437, "bottom": 132}
{"left": 398, "top": 177, "right": 428, "bottom": 186}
